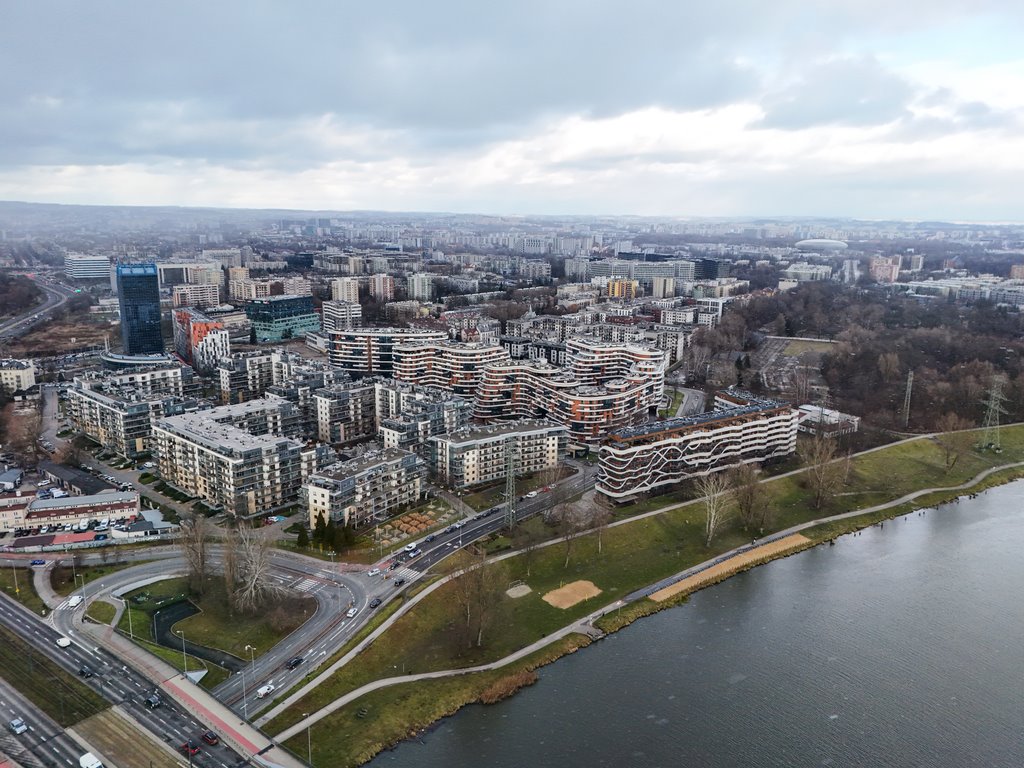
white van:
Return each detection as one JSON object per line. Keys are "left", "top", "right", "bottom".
{"left": 255, "top": 683, "right": 276, "bottom": 699}
{"left": 79, "top": 752, "right": 104, "bottom": 768}
{"left": 68, "top": 595, "right": 83, "bottom": 608}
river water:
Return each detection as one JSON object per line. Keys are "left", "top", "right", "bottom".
{"left": 372, "top": 481, "right": 1024, "bottom": 768}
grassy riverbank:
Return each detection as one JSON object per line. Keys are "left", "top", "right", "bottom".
{"left": 269, "top": 426, "right": 1024, "bottom": 761}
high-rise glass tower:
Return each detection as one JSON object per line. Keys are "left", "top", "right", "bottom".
{"left": 116, "top": 263, "right": 164, "bottom": 354}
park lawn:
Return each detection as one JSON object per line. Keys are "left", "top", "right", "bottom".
{"left": 783, "top": 339, "right": 835, "bottom": 355}
{"left": 0, "top": 567, "right": 48, "bottom": 615}
{"left": 51, "top": 560, "right": 143, "bottom": 597}
{"left": 282, "top": 634, "right": 591, "bottom": 768}
{"left": 0, "top": 624, "right": 108, "bottom": 726}
{"left": 85, "top": 599, "right": 117, "bottom": 625}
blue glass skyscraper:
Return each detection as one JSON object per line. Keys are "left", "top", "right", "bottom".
{"left": 116, "top": 263, "right": 164, "bottom": 354}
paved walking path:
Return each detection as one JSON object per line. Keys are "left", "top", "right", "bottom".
{"left": 271, "top": 454, "right": 1024, "bottom": 741}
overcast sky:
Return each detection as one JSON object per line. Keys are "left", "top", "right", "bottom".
{"left": 3, "top": 1, "right": 1023, "bottom": 220}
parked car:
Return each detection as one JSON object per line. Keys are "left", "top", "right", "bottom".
{"left": 286, "top": 656, "right": 304, "bottom": 670}
{"left": 201, "top": 730, "right": 219, "bottom": 746}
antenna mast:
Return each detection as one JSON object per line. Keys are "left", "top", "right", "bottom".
{"left": 504, "top": 438, "right": 517, "bottom": 531}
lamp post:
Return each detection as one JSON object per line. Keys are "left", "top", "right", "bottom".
{"left": 238, "top": 669, "right": 248, "bottom": 720}
{"left": 75, "top": 573, "right": 86, "bottom": 601}
{"left": 245, "top": 644, "right": 256, "bottom": 676}
{"left": 125, "top": 597, "right": 134, "bottom": 640}
{"left": 10, "top": 561, "right": 19, "bottom": 597}
{"left": 327, "top": 551, "right": 338, "bottom": 604}
{"left": 303, "top": 713, "right": 312, "bottom": 766}
{"left": 175, "top": 630, "right": 187, "bottom": 677}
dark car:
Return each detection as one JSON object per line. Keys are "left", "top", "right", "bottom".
{"left": 286, "top": 656, "right": 304, "bottom": 670}
{"left": 201, "top": 730, "right": 219, "bottom": 746}
{"left": 179, "top": 740, "right": 201, "bottom": 756}
{"left": 30, "top": 559, "right": 46, "bottom": 566}
{"left": 388, "top": 561, "right": 400, "bottom": 571}
{"left": 144, "top": 694, "right": 162, "bottom": 709}
{"left": 369, "top": 597, "right": 382, "bottom": 609}
{"left": 394, "top": 578, "right": 406, "bottom": 588}
{"left": 78, "top": 665, "right": 94, "bottom": 678}
{"left": 424, "top": 534, "right": 436, "bottom": 542}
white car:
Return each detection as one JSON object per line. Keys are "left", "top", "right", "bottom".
{"left": 8, "top": 717, "right": 27, "bottom": 735}
{"left": 56, "top": 637, "right": 71, "bottom": 648}
{"left": 404, "top": 543, "right": 417, "bottom": 552}
{"left": 255, "top": 683, "right": 276, "bottom": 699}
{"left": 525, "top": 490, "right": 539, "bottom": 498}
{"left": 345, "top": 607, "right": 358, "bottom": 619}
{"left": 68, "top": 595, "right": 83, "bottom": 608}
{"left": 367, "top": 568, "right": 381, "bottom": 577}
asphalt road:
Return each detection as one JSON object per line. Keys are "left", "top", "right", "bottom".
{"left": 0, "top": 591, "right": 243, "bottom": 768}
{"left": 0, "top": 674, "right": 87, "bottom": 768}
{"left": 0, "top": 279, "right": 75, "bottom": 341}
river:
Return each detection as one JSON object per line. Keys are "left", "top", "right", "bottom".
{"left": 372, "top": 481, "right": 1024, "bottom": 768}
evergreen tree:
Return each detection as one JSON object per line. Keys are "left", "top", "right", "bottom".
{"left": 312, "top": 512, "right": 327, "bottom": 544}
{"left": 296, "top": 526, "right": 310, "bottom": 548}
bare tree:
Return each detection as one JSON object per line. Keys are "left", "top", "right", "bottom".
{"left": 179, "top": 515, "right": 211, "bottom": 595}
{"left": 2, "top": 404, "right": 44, "bottom": 468}
{"left": 447, "top": 552, "right": 508, "bottom": 649}
{"left": 728, "top": 462, "right": 766, "bottom": 531}
{"left": 512, "top": 525, "right": 542, "bottom": 578}
{"left": 556, "top": 504, "right": 588, "bottom": 569}
{"left": 801, "top": 435, "right": 846, "bottom": 510}
{"left": 590, "top": 502, "right": 614, "bottom": 555}
{"left": 933, "top": 413, "right": 975, "bottom": 471}
{"left": 231, "top": 526, "right": 283, "bottom": 614}
{"left": 695, "top": 472, "right": 732, "bottom": 547}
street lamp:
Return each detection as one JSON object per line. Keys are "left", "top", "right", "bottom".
{"left": 175, "top": 630, "right": 187, "bottom": 677}
{"left": 10, "top": 561, "right": 19, "bottom": 596}
{"left": 303, "top": 713, "right": 312, "bottom": 766}
{"left": 245, "top": 644, "right": 256, "bottom": 675}
{"left": 124, "top": 597, "right": 134, "bottom": 640}
{"left": 238, "top": 669, "right": 248, "bottom": 720}
{"left": 75, "top": 573, "right": 86, "bottom": 600}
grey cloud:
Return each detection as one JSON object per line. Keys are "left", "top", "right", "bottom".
{"left": 757, "top": 57, "right": 915, "bottom": 129}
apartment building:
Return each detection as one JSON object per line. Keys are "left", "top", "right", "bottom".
{"left": 369, "top": 273, "right": 395, "bottom": 301}
{"left": 65, "top": 377, "right": 204, "bottom": 459}
{"left": 428, "top": 420, "right": 567, "bottom": 490}
{"left": 171, "top": 307, "right": 231, "bottom": 373}
{"left": 331, "top": 276, "right": 361, "bottom": 303}
{"left": 407, "top": 272, "right": 434, "bottom": 301}
{"left": 64, "top": 252, "right": 111, "bottom": 280}
{"left": 302, "top": 448, "right": 427, "bottom": 528}
{"left": 392, "top": 340, "right": 511, "bottom": 398}
{"left": 375, "top": 380, "right": 472, "bottom": 455}
{"left": 321, "top": 300, "right": 362, "bottom": 332}
{"left": 172, "top": 283, "right": 221, "bottom": 309}
{"left": 325, "top": 327, "right": 447, "bottom": 374}
{"left": 153, "top": 400, "right": 331, "bottom": 516}
{"left": 596, "top": 390, "right": 799, "bottom": 500}
{"left": 0, "top": 359, "right": 36, "bottom": 394}
{"left": 313, "top": 379, "right": 379, "bottom": 444}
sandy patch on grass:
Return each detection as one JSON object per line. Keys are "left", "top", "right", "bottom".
{"left": 650, "top": 534, "right": 812, "bottom": 603}
{"left": 543, "top": 580, "right": 602, "bottom": 609}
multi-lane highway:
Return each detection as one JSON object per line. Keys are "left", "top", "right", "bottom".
{"left": 0, "top": 591, "right": 243, "bottom": 768}
{"left": 0, "top": 674, "right": 87, "bottom": 768}
{"left": 0, "top": 278, "right": 76, "bottom": 341}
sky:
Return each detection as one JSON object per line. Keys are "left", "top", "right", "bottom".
{"left": 3, "top": 1, "right": 1024, "bottom": 221}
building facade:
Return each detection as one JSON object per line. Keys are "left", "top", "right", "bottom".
{"left": 325, "top": 327, "right": 448, "bottom": 375}
{"left": 171, "top": 308, "right": 230, "bottom": 373}
{"left": 0, "top": 359, "right": 36, "bottom": 394}
{"left": 429, "top": 420, "right": 567, "bottom": 489}
{"left": 596, "top": 390, "right": 799, "bottom": 500}
{"left": 116, "top": 263, "right": 164, "bottom": 355}
{"left": 245, "top": 295, "right": 321, "bottom": 342}
{"left": 392, "top": 340, "right": 511, "bottom": 398}
{"left": 302, "top": 448, "right": 427, "bottom": 528}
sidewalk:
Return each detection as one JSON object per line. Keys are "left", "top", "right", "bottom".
{"left": 73, "top": 611, "right": 306, "bottom": 768}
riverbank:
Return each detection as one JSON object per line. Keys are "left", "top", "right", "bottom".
{"left": 271, "top": 429, "right": 1024, "bottom": 766}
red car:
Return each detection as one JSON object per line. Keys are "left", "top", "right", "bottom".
{"left": 179, "top": 740, "right": 201, "bottom": 756}
{"left": 201, "top": 730, "right": 219, "bottom": 746}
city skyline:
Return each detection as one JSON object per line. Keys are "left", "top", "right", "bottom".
{"left": 3, "top": 2, "right": 1023, "bottom": 221}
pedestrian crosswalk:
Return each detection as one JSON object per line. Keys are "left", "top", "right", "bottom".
{"left": 392, "top": 568, "right": 419, "bottom": 582}
{"left": 291, "top": 577, "right": 318, "bottom": 593}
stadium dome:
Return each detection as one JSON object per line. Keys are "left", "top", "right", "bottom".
{"left": 795, "top": 239, "right": 848, "bottom": 252}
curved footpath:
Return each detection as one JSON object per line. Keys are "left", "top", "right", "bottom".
{"left": 271, "top": 458, "right": 1024, "bottom": 741}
